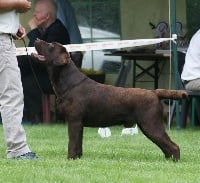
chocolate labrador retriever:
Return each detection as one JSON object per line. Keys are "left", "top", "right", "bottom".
{"left": 34, "top": 39, "right": 187, "bottom": 161}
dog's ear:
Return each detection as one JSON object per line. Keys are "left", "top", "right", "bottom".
{"left": 56, "top": 53, "right": 71, "bottom": 65}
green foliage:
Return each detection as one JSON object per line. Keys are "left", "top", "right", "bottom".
{"left": 0, "top": 124, "right": 200, "bottom": 183}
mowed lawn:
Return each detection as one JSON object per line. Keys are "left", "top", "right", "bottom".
{"left": 0, "top": 123, "right": 199, "bottom": 183}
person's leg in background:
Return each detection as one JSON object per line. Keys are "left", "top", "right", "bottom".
{"left": 185, "top": 79, "right": 200, "bottom": 126}
{"left": 22, "top": 74, "right": 42, "bottom": 123}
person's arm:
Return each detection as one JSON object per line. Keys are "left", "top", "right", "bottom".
{"left": 0, "top": 0, "right": 31, "bottom": 13}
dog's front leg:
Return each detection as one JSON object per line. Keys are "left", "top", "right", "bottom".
{"left": 67, "top": 121, "right": 83, "bottom": 159}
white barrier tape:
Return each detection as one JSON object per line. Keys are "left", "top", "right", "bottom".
{"left": 16, "top": 37, "right": 175, "bottom": 56}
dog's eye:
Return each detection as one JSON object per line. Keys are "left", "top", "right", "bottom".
{"left": 48, "top": 44, "right": 55, "bottom": 52}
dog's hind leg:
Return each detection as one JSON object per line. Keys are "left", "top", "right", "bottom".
{"left": 67, "top": 121, "right": 83, "bottom": 159}
{"left": 137, "top": 117, "right": 180, "bottom": 161}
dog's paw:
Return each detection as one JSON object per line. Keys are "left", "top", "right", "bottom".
{"left": 121, "top": 125, "right": 139, "bottom": 136}
{"left": 98, "top": 127, "right": 111, "bottom": 138}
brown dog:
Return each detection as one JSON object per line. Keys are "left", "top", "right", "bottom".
{"left": 34, "top": 39, "right": 187, "bottom": 161}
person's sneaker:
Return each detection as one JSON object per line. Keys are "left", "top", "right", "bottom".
{"left": 15, "top": 152, "right": 38, "bottom": 160}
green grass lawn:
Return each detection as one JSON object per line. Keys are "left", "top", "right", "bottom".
{"left": 0, "top": 124, "right": 200, "bottom": 183}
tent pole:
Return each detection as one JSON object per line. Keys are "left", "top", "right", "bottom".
{"left": 170, "top": 0, "right": 181, "bottom": 129}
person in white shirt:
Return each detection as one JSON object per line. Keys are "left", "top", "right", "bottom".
{"left": 181, "top": 29, "right": 200, "bottom": 90}
{"left": 181, "top": 29, "right": 200, "bottom": 125}
{"left": 0, "top": 0, "right": 37, "bottom": 159}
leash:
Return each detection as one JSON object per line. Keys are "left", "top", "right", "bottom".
{"left": 21, "top": 38, "right": 44, "bottom": 94}
{"left": 21, "top": 38, "right": 57, "bottom": 119}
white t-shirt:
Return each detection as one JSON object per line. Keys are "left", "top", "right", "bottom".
{"left": 181, "top": 29, "right": 200, "bottom": 81}
{"left": 0, "top": 10, "right": 19, "bottom": 34}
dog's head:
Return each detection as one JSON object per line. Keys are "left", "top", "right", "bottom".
{"left": 34, "top": 39, "right": 71, "bottom": 66}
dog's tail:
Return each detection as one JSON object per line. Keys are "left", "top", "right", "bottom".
{"left": 152, "top": 89, "right": 188, "bottom": 100}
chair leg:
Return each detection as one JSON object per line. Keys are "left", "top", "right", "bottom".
{"left": 175, "top": 100, "right": 181, "bottom": 129}
{"left": 180, "top": 99, "right": 188, "bottom": 128}
{"left": 191, "top": 97, "right": 196, "bottom": 127}
{"left": 168, "top": 100, "right": 187, "bottom": 129}
{"left": 42, "top": 94, "right": 51, "bottom": 123}
{"left": 195, "top": 98, "right": 200, "bottom": 125}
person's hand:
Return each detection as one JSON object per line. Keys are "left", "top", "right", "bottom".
{"left": 28, "top": 17, "right": 47, "bottom": 29}
{"left": 13, "top": 24, "right": 26, "bottom": 40}
{"left": 16, "top": 0, "right": 31, "bottom": 13}
{"left": 28, "top": 17, "right": 38, "bottom": 30}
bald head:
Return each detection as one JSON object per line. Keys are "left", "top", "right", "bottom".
{"left": 33, "top": 0, "right": 57, "bottom": 28}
